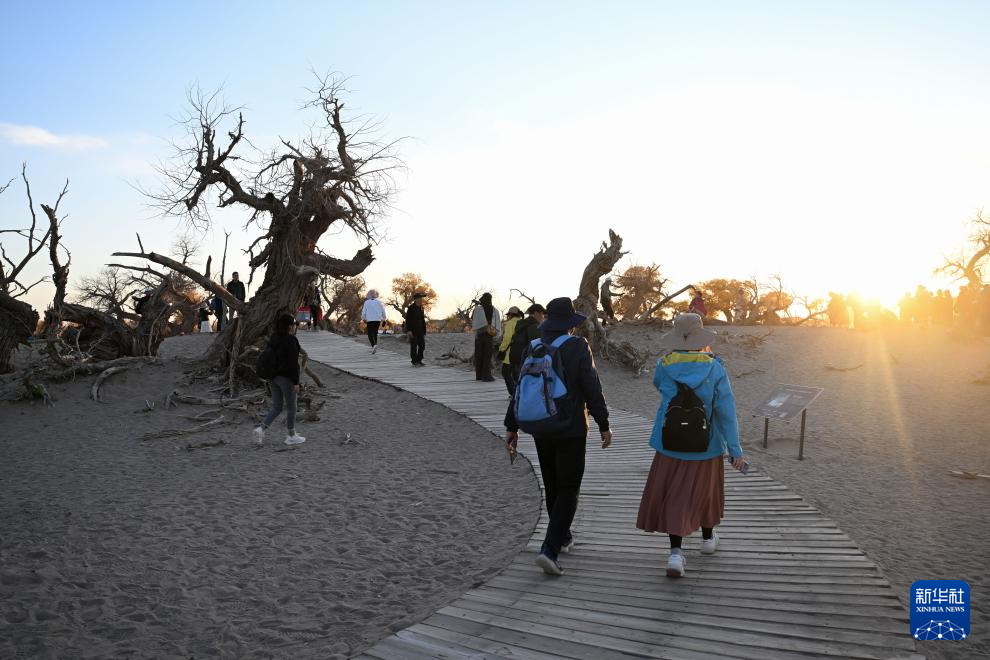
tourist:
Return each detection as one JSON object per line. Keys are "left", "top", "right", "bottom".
{"left": 508, "top": 303, "right": 545, "bottom": 383}
{"left": 732, "top": 288, "right": 748, "bottom": 324}
{"left": 361, "top": 289, "right": 388, "bottom": 354}
{"left": 209, "top": 294, "right": 225, "bottom": 331}
{"left": 198, "top": 305, "right": 212, "bottom": 333}
{"left": 404, "top": 292, "right": 427, "bottom": 366}
{"left": 253, "top": 313, "right": 306, "bottom": 447}
{"left": 226, "top": 271, "right": 246, "bottom": 323}
{"left": 636, "top": 313, "right": 745, "bottom": 578}
{"left": 600, "top": 277, "right": 621, "bottom": 324}
{"left": 496, "top": 306, "right": 524, "bottom": 396}
{"left": 687, "top": 288, "right": 707, "bottom": 317}
{"left": 504, "top": 297, "right": 612, "bottom": 576}
{"left": 309, "top": 286, "right": 323, "bottom": 332}
{"left": 471, "top": 292, "right": 502, "bottom": 382}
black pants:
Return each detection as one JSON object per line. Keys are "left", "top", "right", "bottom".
{"left": 534, "top": 436, "right": 586, "bottom": 557}
{"left": 501, "top": 363, "right": 515, "bottom": 396}
{"left": 409, "top": 333, "right": 425, "bottom": 364}
{"left": 474, "top": 330, "right": 494, "bottom": 380}
{"left": 366, "top": 321, "right": 381, "bottom": 346}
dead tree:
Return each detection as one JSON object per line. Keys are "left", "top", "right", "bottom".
{"left": 125, "top": 77, "right": 400, "bottom": 373}
{"left": 572, "top": 230, "right": 650, "bottom": 373}
{"left": 0, "top": 167, "right": 66, "bottom": 372}
{"left": 938, "top": 209, "right": 990, "bottom": 287}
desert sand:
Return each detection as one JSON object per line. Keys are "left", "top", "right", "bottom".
{"left": 377, "top": 323, "right": 990, "bottom": 660}
{"left": 0, "top": 334, "right": 539, "bottom": 659}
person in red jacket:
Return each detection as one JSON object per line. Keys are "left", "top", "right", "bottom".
{"left": 687, "top": 288, "right": 707, "bottom": 317}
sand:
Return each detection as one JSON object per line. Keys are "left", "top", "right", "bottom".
{"left": 378, "top": 324, "right": 990, "bottom": 660}
{"left": 0, "top": 334, "right": 540, "bottom": 659}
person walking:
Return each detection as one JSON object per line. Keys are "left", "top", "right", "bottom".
{"left": 471, "top": 292, "right": 501, "bottom": 382}
{"left": 496, "top": 306, "right": 524, "bottom": 396}
{"left": 636, "top": 313, "right": 745, "bottom": 578}
{"left": 309, "top": 286, "right": 323, "bottom": 331}
{"left": 504, "top": 297, "right": 612, "bottom": 576}
{"left": 361, "top": 289, "right": 388, "bottom": 353}
{"left": 508, "top": 303, "right": 545, "bottom": 383}
{"left": 253, "top": 313, "right": 307, "bottom": 447}
{"left": 404, "top": 292, "right": 427, "bottom": 366}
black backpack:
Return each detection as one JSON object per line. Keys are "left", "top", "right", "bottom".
{"left": 661, "top": 381, "right": 714, "bottom": 452}
{"left": 256, "top": 341, "right": 279, "bottom": 380}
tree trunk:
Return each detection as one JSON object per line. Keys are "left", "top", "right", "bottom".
{"left": 571, "top": 230, "right": 650, "bottom": 374}
{"left": 0, "top": 291, "right": 38, "bottom": 373}
{"left": 206, "top": 233, "right": 318, "bottom": 364}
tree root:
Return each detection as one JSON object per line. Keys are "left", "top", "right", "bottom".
{"left": 436, "top": 345, "right": 473, "bottom": 364}
{"left": 165, "top": 389, "right": 263, "bottom": 407}
{"left": 824, "top": 363, "right": 864, "bottom": 372}
{"left": 140, "top": 415, "right": 225, "bottom": 441}
{"left": 91, "top": 365, "right": 133, "bottom": 402}
{"left": 186, "top": 437, "right": 228, "bottom": 451}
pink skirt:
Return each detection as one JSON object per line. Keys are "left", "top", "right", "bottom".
{"left": 636, "top": 453, "right": 724, "bottom": 537}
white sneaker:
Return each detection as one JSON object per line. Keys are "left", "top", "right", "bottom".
{"left": 666, "top": 550, "right": 686, "bottom": 578}
{"left": 284, "top": 434, "right": 306, "bottom": 446}
{"left": 561, "top": 534, "right": 575, "bottom": 554}
{"left": 253, "top": 426, "right": 265, "bottom": 447}
{"left": 372, "top": 345, "right": 378, "bottom": 354}
{"left": 701, "top": 532, "right": 719, "bottom": 555}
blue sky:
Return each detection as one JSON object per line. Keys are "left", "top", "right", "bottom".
{"left": 3, "top": 1, "right": 989, "bottom": 317}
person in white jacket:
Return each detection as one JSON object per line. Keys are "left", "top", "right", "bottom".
{"left": 361, "top": 290, "right": 388, "bottom": 353}
{"left": 470, "top": 292, "right": 501, "bottom": 381}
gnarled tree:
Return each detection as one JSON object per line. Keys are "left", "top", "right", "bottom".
{"left": 572, "top": 230, "right": 650, "bottom": 374}
{"left": 0, "top": 167, "right": 66, "bottom": 372}
{"left": 126, "top": 77, "right": 400, "bottom": 371}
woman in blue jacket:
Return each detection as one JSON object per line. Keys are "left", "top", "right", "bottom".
{"left": 636, "top": 313, "right": 747, "bottom": 577}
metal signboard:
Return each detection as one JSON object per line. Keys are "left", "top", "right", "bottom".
{"left": 753, "top": 384, "right": 824, "bottom": 421}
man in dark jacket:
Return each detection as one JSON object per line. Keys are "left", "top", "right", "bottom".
{"left": 508, "top": 303, "right": 545, "bottom": 381}
{"left": 504, "top": 297, "right": 612, "bottom": 576}
{"left": 225, "top": 272, "right": 246, "bottom": 324}
{"left": 404, "top": 292, "right": 428, "bottom": 366}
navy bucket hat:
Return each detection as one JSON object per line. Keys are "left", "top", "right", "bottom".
{"left": 539, "top": 297, "right": 587, "bottom": 332}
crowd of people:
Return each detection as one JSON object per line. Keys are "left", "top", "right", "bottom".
{"left": 826, "top": 283, "right": 990, "bottom": 331}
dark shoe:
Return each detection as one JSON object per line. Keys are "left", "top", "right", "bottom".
{"left": 481, "top": 376, "right": 496, "bottom": 382}
{"left": 535, "top": 551, "right": 563, "bottom": 576}
{"left": 561, "top": 533, "right": 575, "bottom": 554}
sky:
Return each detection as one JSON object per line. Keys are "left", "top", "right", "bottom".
{"left": 2, "top": 1, "right": 989, "bottom": 320}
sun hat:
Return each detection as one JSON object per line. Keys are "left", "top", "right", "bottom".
{"left": 659, "top": 313, "right": 717, "bottom": 351}
{"left": 539, "top": 297, "right": 587, "bottom": 332}
{"left": 506, "top": 305, "right": 523, "bottom": 318}
{"left": 412, "top": 292, "right": 427, "bottom": 299}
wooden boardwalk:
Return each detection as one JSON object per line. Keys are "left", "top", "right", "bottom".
{"left": 301, "top": 333, "right": 921, "bottom": 660}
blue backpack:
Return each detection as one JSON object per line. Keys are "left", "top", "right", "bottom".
{"left": 513, "top": 335, "right": 575, "bottom": 435}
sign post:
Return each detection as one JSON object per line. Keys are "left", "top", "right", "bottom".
{"left": 753, "top": 384, "right": 824, "bottom": 460}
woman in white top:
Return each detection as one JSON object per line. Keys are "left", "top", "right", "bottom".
{"left": 361, "top": 289, "right": 388, "bottom": 353}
